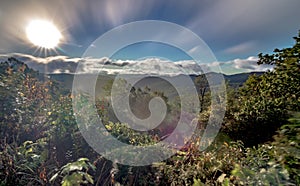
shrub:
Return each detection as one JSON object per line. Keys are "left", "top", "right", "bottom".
{"left": 50, "top": 158, "right": 95, "bottom": 186}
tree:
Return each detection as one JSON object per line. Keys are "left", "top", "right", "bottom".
{"left": 257, "top": 31, "right": 300, "bottom": 111}
{"left": 194, "top": 74, "right": 209, "bottom": 112}
{"left": 226, "top": 31, "right": 300, "bottom": 146}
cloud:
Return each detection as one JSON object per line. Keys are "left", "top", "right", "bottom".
{"left": 0, "top": 53, "right": 272, "bottom": 75}
{"left": 223, "top": 41, "right": 257, "bottom": 55}
{"left": 186, "top": 0, "right": 300, "bottom": 60}
{"left": 232, "top": 56, "right": 272, "bottom": 71}
{"left": 188, "top": 0, "right": 300, "bottom": 37}
{"left": 208, "top": 56, "right": 273, "bottom": 74}
{"left": 0, "top": 53, "right": 205, "bottom": 75}
{"left": 0, "top": 53, "right": 81, "bottom": 74}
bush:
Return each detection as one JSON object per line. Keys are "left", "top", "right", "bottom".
{"left": 224, "top": 32, "right": 300, "bottom": 146}
{"left": 153, "top": 141, "right": 245, "bottom": 185}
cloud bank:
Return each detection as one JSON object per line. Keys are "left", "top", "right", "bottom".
{"left": 0, "top": 53, "right": 272, "bottom": 75}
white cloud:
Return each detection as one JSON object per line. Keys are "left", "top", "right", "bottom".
{"left": 0, "top": 53, "right": 272, "bottom": 75}
{"left": 207, "top": 56, "right": 273, "bottom": 74}
{"left": 232, "top": 56, "right": 272, "bottom": 71}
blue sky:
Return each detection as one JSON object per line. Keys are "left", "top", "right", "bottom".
{"left": 111, "top": 42, "right": 193, "bottom": 61}
{"left": 0, "top": 0, "right": 299, "bottom": 74}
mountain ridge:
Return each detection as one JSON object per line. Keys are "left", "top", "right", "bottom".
{"left": 48, "top": 71, "right": 265, "bottom": 98}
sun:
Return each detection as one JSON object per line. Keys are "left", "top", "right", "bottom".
{"left": 26, "top": 20, "right": 62, "bottom": 49}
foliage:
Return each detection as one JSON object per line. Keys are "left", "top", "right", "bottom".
{"left": 225, "top": 31, "right": 300, "bottom": 146}
{"left": 270, "top": 113, "right": 300, "bottom": 184}
{"left": 0, "top": 140, "right": 48, "bottom": 185}
{"left": 92, "top": 121, "right": 160, "bottom": 185}
{"left": 152, "top": 113, "right": 300, "bottom": 185}
{"left": 153, "top": 141, "right": 245, "bottom": 185}
{"left": 47, "top": 95, "right": 83, "bottom": 165}
{"left": 229, "top": 145, "right": 292, "bottom": 186}
{"left": 0, "top": 58, "right": 58, "bottom": 185}
{"left": 226, "top": 113, "right": 300, "bottom": 185}
{"left": 0, "top": 58, "right": 89, "bottom": 184}
{"left": 50, "top": 158, "right": 95, "bottom": 186}
{"left": 105, "top": 122, "right": 158, "bottom": 146}
{"left": 0, "top": 58, "right": 56, "bottom": 144}
{"left": 194, "top": 74, "right": 209, "bottom": 112}
{"left": 230, "top": 162, "right": 291, "bottom": 186}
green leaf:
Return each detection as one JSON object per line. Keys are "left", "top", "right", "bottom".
{"left": 222, "top": 178, "right": 230, "bottom": 186}
{"left": 77, "top": 157, "right": 89, "bottom": 162}
{"left": 49, "top": 172, "right": 59, "bottom": 183}
{"left": 62, "top": 173, "right": 83, "bottom": 186}
{"left": 61, "top": 163, "right": 83, "bottom": 175}
{"left": 83, "top": 173, "right": 94, "bottom": 184}
{"left": 192, "top": 178, "right": 204, "bottom": 186}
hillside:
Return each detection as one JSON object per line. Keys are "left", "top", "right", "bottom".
{"left": 48, "top": 71, "right": 264, "bottom": 97}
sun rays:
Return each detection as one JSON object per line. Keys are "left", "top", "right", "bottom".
{"left": 25, "top": 20, "right": 63, "bottom": 57}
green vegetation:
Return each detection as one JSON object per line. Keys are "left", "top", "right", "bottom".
{"left": 50, "top": 158, "right": 96, "bottom": 186}
{"left": 222, "top": 32, "right": 300, "bottom": 147}
{"left": 0, "top": 31, "right": 299, "bottom": 185}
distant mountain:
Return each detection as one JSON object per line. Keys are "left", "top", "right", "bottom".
{"left": 48, "top": 71, "right": 264, "bottom": 97}
{"left": 224, "top": 72, "right": 264, "bottom": 87}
